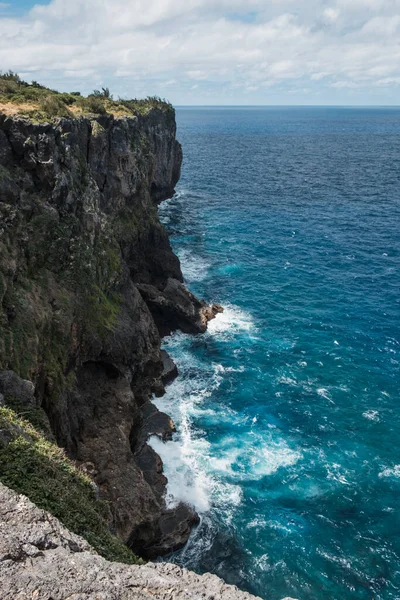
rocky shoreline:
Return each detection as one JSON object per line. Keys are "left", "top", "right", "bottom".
{"left": 0, "top": 106, "right": 221, "bottom": 559}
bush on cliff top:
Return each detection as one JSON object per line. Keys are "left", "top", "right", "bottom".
{"left": 0, "top": 71, "right": 173, "bottom": 120}
{"left": 0, "top": 406, "right": 141, "bottom": 565}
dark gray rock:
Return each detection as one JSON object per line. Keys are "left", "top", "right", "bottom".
{"left": 137, "top": 278, "right": 222, "bottom": 336}
{"left": 161, "top": 349, "right": 178, "bottom": 385}
{"left": 0, "top": 371, "right": 36, "bottom": 406}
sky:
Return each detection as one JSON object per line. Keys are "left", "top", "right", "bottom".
{"left": 0, "top": 0, "right": 399, "bottom": 105}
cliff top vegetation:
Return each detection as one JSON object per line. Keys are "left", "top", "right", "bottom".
{"left": 0, "top": 71, "right": 173, "bottom": 121}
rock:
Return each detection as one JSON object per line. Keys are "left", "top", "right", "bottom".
{"left": 0, "top": 371, "right": 36, "bottom": 407}
{"left": 0, "top": 483, "right": 261, "bottom": 599}
{"left": 208, "top": 302, "right": 224, "bottom": 319}
{"left": 0, "top": 418, "right": 33, "bottom": 448}
{"left": 138, "top": 402, "right": 176, "bottom": 441}
{"left": 0, "top": 428, "right": 14, "bottom": 447}
{"left": 160, "top": 349, "right": 178, "bottom": 385}
{"left": 138, "top": 278, "right": 221, "bottom": 336}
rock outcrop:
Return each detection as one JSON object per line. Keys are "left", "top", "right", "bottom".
{"left": 0, "top": 107, "right": 217, "bottom": 557}
{"left": 0, "top": 483, "right": 261, "bottom": 600}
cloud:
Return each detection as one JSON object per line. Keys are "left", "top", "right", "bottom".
{"left": 0, "top": 0, "right": 399, "bottom": 103}
{"left": 323, "top": 7, "right": 340, "bottom": 22}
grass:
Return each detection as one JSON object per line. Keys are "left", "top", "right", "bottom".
{"left": 0, "top": 71, "right": 174, "bottom": 121}
{"left": 0, "top": 405, "right": 141, "bottom": 565}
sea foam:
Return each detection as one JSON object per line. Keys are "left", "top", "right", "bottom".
{"left": 207, "top": 304, "right": 255, "bottom": 335}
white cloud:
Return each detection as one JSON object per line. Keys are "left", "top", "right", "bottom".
{"left": 323, "top": 7, "right": 340, "bottom": 22}
{"left": 0, "top": 0, "right": 399, "bottom": 103}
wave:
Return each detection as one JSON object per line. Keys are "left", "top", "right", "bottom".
{"left": 151, "top": 334, "right": 300, "bottom": 521}
{"left": 207, "top": 304, "right": 255, "bottom": 336}
{"left": 177, "top": 248, "right": 211, "bottom": 283}
{"left": 209, "top": 433, "right": 301, "bottom": 482}
{"left": 149, "top": 434, "right": 213, "bottom": 512}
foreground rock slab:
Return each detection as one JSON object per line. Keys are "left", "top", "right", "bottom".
{"left": 0, "top": 483, "right": 261, "bottom": 600}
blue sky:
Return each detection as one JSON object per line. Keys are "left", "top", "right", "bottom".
{"left": 1, "top": 0, "right": 400, "bottom": 105}
{"left": 0, "top": 0, "right": 40, "bottom": 16}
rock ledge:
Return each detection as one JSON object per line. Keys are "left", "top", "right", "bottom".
{"left": 0, "top": 483, "right": 261, "bottom": 600}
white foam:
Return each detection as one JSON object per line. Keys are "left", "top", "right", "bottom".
{"left": 207, "top": 304, "right": 254, "bottom": 335}
{"left": 177, "top": 248, "right": 211, "bottom": 283}
{"left": 213, "top": 363, "right": 245, "bottom": 374}
{"left": 362, "top": 409, "right": 380, "bottom": 422}
{"left": 317, "top": 388, "right": 334, "bottom": 404}
{"left": 153, "top": 303, "right": 300, "bottom": 533}
{"left": 326, "top": 463, "right": 351, "bottom": 486}
{"left": 208, "top": 433, "right": 301, "bottom": 481}
{"left": 278, "top": 376, "right": 297, "bottom": 386}
{"left": 149, "top": 435, "right": 212, "bottom": 512}
{"left": 247, "top": 517, "right": 268, "bottom": 529}
{"left": 379, "top": 464, "right": 400, "bottom": 479}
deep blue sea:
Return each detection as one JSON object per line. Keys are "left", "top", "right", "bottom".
{"left": 151, "top": 107, "right": 400, "bottom": 600}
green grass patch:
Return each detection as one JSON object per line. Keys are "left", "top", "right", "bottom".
{"left": 0, "top": 406, "right": 141, "bottom": 564}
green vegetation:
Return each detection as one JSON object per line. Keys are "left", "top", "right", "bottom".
{"left": 0, "top": 71, "right": 174, "bottom": 121}
{"left": 39, "top": 95, "right": 73, "bottom": 118}
{"left": 3, "top": 395, "right": 53, "bottom": 438}
{"left": 0, "top": 406, "right": 141, "bottom": 564}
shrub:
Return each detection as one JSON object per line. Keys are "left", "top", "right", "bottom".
{"left": 0, "top": 78, "right": 19, "bottom": 95}
{"left": 92, "top": 87, "right": 112, "bottom": 99}
{"left": 0, "top": 70, "right": 21, "bottom": 83}
{"left": 31, "top": 80, "right": 47, "bottom": 89}
{"left": 57, "top": 92, "right": 78, "bottom": 106}
{"left": 84, "top": 95, "right": 107, "bottom": 114}
{"left": 39, "top": 95, "right": 72, "bottom": 118}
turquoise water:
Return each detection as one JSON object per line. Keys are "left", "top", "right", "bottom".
{"left": 151, "top": 108, "right": 400, "bottom": 600}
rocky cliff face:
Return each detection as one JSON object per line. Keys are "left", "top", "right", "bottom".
{"left": 0, "top": 108, "right": 219, "bottom": 558}
{"left": 0, "top": 483, "right": 260, "bottom": 600}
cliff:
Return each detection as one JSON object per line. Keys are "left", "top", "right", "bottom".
{"left": 0, "top": 483, "right": 260, "bottom": 600}
{"left": 0, "top": 106, "right": 220, "bottom": 563}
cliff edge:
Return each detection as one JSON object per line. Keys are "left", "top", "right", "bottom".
{"left": 0, "top": 483, "right": 261, "bottom": 600}
{"left": 0, "top": 104, "right": 220, "bottom": 561}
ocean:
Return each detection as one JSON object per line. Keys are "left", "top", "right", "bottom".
{"left": 150, "top": 107, "right": 400, "bottom": 600}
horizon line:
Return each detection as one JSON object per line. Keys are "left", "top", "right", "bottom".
{"left": 174, "top": 104, "right": 400, "bottom": 108}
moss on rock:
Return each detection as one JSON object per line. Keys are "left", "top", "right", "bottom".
{"left": 0, "top": 406, "right": 141, "bottom": 564}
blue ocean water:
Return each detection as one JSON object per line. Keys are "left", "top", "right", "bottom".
{"left": 151, "top": 107, "right": 400, "bottom": 600}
